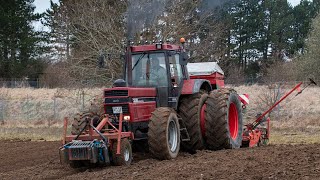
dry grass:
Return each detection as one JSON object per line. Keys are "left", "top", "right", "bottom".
{"left": 0, "top": 87, "right": 102, "bottom": 126}
{"left": 0, "top": 85, "right": 319, "bottom": 143}
{"left": 233, "top": 84, "right": 320, "bottom": 144}
{"left": 232, "top": 84, "right": 320, "bottom": 126}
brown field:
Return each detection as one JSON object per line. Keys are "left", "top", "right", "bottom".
{"left": 0, "top": 140, "right": 319, "bottom": 180}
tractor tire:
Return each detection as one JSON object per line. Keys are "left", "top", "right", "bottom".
{"left": 71, "top": 112, "right": 100, "bottom": 135}
{"left": 205, "top": 89, "right": 243, "bottom": 150}
{"left": 179, "top": 93, "right": 208, "bottom": 152}
{"left": 111, "top": 138, "right": 133, "bottom": 166}
{"left": 148, "top": 107, "right": 180, "bottom": 160}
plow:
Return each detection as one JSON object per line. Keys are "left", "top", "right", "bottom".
{"left": 59, "top": 38, "right": 317, "bottom": 167}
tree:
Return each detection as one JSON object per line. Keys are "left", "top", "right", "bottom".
{"left": 42, "top": 0, "right": 71, "bottom": 61}
{"left": 298, "top": 13, "right": 320, "bottom": 79}
{"left": 42, "top": 0, "right": 127, "bottom": 87}
{"left": 291, "top": 0, "right": 319, "bottom": 54}
{"left": 0, "top": 0, "right": 46, "bottom": 80}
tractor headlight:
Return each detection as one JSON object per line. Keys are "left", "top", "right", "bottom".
{"left": 124, "top": 115, "right": 130, "bottom": 121}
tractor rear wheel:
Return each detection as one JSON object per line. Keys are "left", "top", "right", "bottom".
{"left": 179, "top": 93, "right": 208, "bottom": 152}
{"left": 205, "top": 89, "right": 243, "bottom": 150}
{"left": 71, "top": 112, "right": 100, "bottom": 135}
{"left": 111, "top": 138, "right": 133, "bottom": 166}
{"left": 148, "top": 107, "right": 180, "bottom": 160}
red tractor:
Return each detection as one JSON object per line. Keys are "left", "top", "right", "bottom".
{"left": 60, "top": 39, "right": 245, "bottom": 167}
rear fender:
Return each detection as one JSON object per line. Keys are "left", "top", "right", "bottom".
{"left": 181, "top": 79, "right": 212, "bottom": 95}
{"left": 238, "top": 94, "right": 249, "bottom": 109}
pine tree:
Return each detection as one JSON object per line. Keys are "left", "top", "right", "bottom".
{"left": 42, "top": 0, "right": 71, "bottom": 61}
{"left": 0, "top": 0, "right": 45, "bottom": 79}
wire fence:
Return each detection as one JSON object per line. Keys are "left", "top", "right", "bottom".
{"left": 0, "top": 91, "right": 98, "bottom": 127}
{"left": 0, "top": 79, "right": 41, "bottom": 88}
{"left": 0, "top": 78, "right": 318, "bottom": 127}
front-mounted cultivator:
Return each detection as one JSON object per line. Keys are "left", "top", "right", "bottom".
{"left": 60, "top": 113, "right": 134, "bottom": 167}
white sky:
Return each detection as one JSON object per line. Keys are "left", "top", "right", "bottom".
{"left": 289, "top": 0, "right": 302, "bottom": 6}
{"left": 34, "top": 0, "right": 59, "bottom": 13}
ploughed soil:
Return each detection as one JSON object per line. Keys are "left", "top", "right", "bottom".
{"left": 0, "top": 140, "right": 320, "bottom": 180}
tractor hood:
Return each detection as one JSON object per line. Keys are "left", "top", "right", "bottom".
{"left": 104, "top": 87, "right": 157, "bottom": 98}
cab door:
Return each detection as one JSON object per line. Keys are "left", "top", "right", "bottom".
{"left": 168, "top": 53, "right": 185, "bottom": 109}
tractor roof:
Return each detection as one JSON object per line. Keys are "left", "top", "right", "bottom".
{"left": 130, "top": 44, "right": 181, "bottom": 52}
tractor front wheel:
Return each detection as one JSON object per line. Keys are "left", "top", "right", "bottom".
{"left": 111, "top": 138, "right": 133, "bottom": 166}
{"left": 148, "top": 107, "right": 180, "bottom": 160}
{"left": 205, "top": 89, "right": 243, "bottom": 150}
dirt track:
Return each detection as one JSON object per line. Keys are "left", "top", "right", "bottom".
{"left": 0, "top": 140, "right": 319, "bottom": 180}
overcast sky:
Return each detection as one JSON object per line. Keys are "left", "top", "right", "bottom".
{"left": 34, "top": 0, "right": 58, "bottom": 13}
{"left": 33, "top": 0, "right": 303, "bottom": 14}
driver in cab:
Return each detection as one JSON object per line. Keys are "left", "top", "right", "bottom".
{"left": 148, "top": 58, "right": 167, "bottom": 85}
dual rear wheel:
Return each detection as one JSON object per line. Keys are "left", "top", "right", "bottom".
{"left": 205, "top": 89, "right": 243, "bottom": 150}
{"left": 178, "top": 89, "right": 243, "bottom": 151}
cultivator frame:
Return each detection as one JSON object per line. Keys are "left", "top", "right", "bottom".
{"left": 60, "top": 113, "right": 133, "bottom": 166}
{"left": 242, "top": 79, "right": 316, "bottom": 147}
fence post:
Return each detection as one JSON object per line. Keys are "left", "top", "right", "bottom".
{"left": 0, "top": 99, "right": 4, "bottom": 124}
{"left": 26, "top": 95, "right": 30, "bottom": 121}
{"left": 276, "top": 84, "right": 281, "bottom": 119}
{"left": 51, "top": 97, "right": 57, "bottom": 127}
{"left": 81, "top": 90, "right": 85, "bottom": 111}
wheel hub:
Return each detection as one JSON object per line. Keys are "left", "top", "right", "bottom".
{"left": 168, "top": 120, "right": 178, "bottom": 152}
{"left": 229, "top": 103, "right": 239, "bottom": 140}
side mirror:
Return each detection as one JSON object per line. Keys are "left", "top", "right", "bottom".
{"left": 120, "top": 54, "right": 125, "bottom": 62}
{"left": 179, "top": 52, "right": 188, "bottom": 65}
{"left": 113, "top": 79, "right": 126, "bottom": 87}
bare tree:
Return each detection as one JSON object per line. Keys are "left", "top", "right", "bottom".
{"left": 44, "top": 0, "right": 233, "bottom": 87}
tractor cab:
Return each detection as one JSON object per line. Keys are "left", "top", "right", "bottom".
{"left": 122, "top": 42, "right": 189, "bottom": 108}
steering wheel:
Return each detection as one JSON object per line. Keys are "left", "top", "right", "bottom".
{"left": 143, "top": 72, "right": 159, "bottom": 80}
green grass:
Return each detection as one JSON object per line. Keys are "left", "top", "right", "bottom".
{"left": 0, "top": 126, "right": 64, "bottom": 141}
{"left": 270, "top": 131, "right": 320, "bottom": 144}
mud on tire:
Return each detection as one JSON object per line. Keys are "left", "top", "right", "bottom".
{"left": 179, "top": 93, "right": 208, "bottom": 152}
{"left": 111, "top": 138, "right": 133, "bottom": 166}
{"left": 71, "top": 112, "right": 100, "bottom": 135}
{"left": 148, "top": 107, "right": 180, "bottom": 160}
{"left": 205, "top": 89, "right": 243, "bottom": 150}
